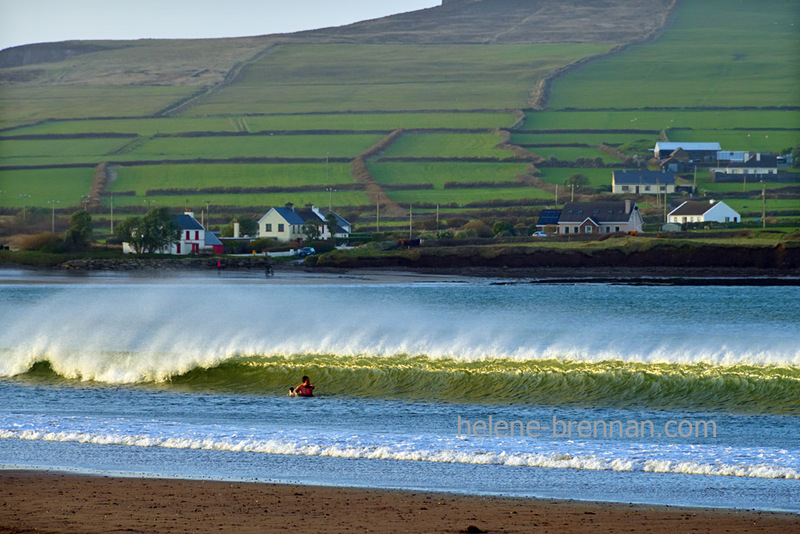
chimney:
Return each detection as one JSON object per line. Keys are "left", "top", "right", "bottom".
{"left": 285, "top": 202, "right": 294, "bottom": 211}
{"left": 233, "top": 221, "right": 240, "bottom": 238}
{"left": 185, "top": 211, "right": 194, "bottom": 218}
{"left": 709, "top": 199, "right": 715, "bottom": 204}
{"left": 624, "top": 199, "right": 631, "bottom": 214}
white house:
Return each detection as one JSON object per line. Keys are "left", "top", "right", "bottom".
{"left": 551, "top": 200, "right": 644, "bottom": 235}
{"left": 258, "top": 204, "right": 351, "bottom": 243}
{"left": 612, "top": 170, "right": 675, "bottom": 195}
{"left": 123, "top": 211, "right": 224, "bottom": 254}
{"left": 668, "top": 200, "right": 740, "bottom": 225}
{"left": 711, "top": 153, "right": 778, "bottom": 177}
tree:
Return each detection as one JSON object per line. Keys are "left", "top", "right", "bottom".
{"left": 325, "top": 213, "right": 339, "bottom": 240}
{"left": 64, "top": 210, "right": 93, "bottom": 249}
{"left": 564, "top": 174, "right": 590, "bottom": 187}
{"left": 302, "top": 219, "right": 322, "bottom": 241}
{"left": 221, "top": 217, "right": 258, "bottom": 237}
{"left": 141, "top": 207, "right": 181, "bottom": 253}
{"left": 114, "top": 208, "right": 180, "bottom": 254}
{"left": 115, "top": 215, "right": 146, "bottom": 254}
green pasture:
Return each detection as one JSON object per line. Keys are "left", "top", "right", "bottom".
{"left": 724, "top": 198, "right": 800, "bottom": 215}
{"left": 388, "top": 186, "right": 552, "bottom": 206}
{"left": 188, "top": 43, "right": 612, "bottom": 115}
{"left": 0, "top": 86, "right": 196, "bottom": 130}
{"left": 118, "top": 134, "right": 385, "bottom": 161}
{"left": 379, "top": 133, "right": 510, "bottom": 159}
{"left": 548, "top": 0, "right": 800, "bottom": 109}
{"left": 107, "top": 191, "right": 371, "bottom": 211}
{"left": 531, "top": 147, "right": 617, "bottom": 163}
{"left": 108, "top": 163, "right": 355, "bottom": 194}
{"left": 511, "top": 132, "right": 657, "bottom": 149}
{"left": 668, "top": 129, "right": 800, "bottom": 153}
{"left": 0, "top": 138, "right": 130, "bottom": 166}
{"left": 0, "top": 168, "right": 94, "bottom": 208}
{"left": 369, "top": 161, "right": 529, "bottom": 188}
{"left": 243, "top": 112, "right": 517, "bottom": 131}
{"left": 3, "top": 112, "right": 518, "bottom": 137}
{"left": 519, "top": 110, "right": 800, "bottom": 132}
{"left": 697, "top": 178, "right": 799, "bottom": 194}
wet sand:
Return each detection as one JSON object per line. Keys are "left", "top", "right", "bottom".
{"left": 1, "top": 471, "right": 796, "bottom": 533}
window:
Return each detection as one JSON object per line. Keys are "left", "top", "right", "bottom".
{"left": 195, "top": 231, "right": 199, "bottom": 240}
{"left": 564, "top": 227, "right": 570, "bottom": 234}
{"left": 615, "top": 226, "right": 620, "bottom": 233}
{"left": 645, "top": 186, "right": 651, "bottom": 191}
{"left": 585, "top": 226, "right": 593, "bottom": 234}
{"left": 622, "top": 186, "right": 630, "bottom": 191}
{"left": 278, "top": 224, "right": 285, "bottom": 232}
{"left": 265, "top": 223, "right": 272, "bottom": 232}
{"left": 185, "top": 231, "right": 190, "bottom": 240}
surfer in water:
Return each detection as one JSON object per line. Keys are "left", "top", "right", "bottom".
{"left": 289, "top": 376, "right": 315, "bottom": 397}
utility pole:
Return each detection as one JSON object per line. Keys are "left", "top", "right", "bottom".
{"left": 761, "top": 181, "right": 766, "bottom": 229}
{"left": 376, "top": 201, "right": 380, "bottom": 233}
{"left": 555, "top": 184, "right": 558, "bottom": 204}
{"left": 0, "top": 190, "right": 4, "bottom": 214}
{"left": 110, "top": 194, "right": 114, "bottom": 234}
{"left": 47, "top": 200, "right": 60, "bottom": 232}
{"left": 409, "top": 204, "right": 413, "bottom": 239}
{"left": 19, "top": 194, "right": 30, "bottom": 223}
{"left": 205, "top": 200, "right": 213, "bottom": 230}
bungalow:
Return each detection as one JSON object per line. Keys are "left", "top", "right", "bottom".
{"left": 612, "top": 170, "right": 675, "bottom": 195}
{"left": 711, "top": 153, "right": 778, "bottom": 180}
{"left": 258, "top": 203, "right": 351, "bottom": 243}
{"left": 537, "top": 200, "right": 643, "bottom": 235}
{"left": 668, "top": 200, "right": 740, "bottom": 225}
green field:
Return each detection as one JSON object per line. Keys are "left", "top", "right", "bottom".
{"left": 379, "top": 133, "right": 511, "bottom": 159}
{"left": 108, "top": 191, "right": 371, "bottom": 211}
{"left": 116, "top": 134, "right": 385, "bottom": 161}
{"left": 0, "top": 86, "right": 197, "bottom": 130}
{"left": 548, "top": 0, "right": 800, "bottom": 109}
{"left": 109, "top": 163, "right": 355, "bottom": 193}
{"left": 4, "top": 112, "right": 517, "bottom": 136}
{"left": 387, "top": 186, "right": 552, "bottom": 206}
{"left": 519, "top": 110, "right": 800, "bottom": 131}
{"left": 0, "top": 138, "right": 131, "bottom": 165}
{"left": 0, "top": 168, "right": 94, "bottom": 207}
{"left": 668, "top": 130, "right": 800, "bottom": 153}
{"left": 369, "top": 162, "right": 530, "bottom": 188}
{"left": 187, "top": 43, "right": 612, "bottom": 115}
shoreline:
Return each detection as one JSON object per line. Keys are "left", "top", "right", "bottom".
{"left": 2, "top": 262, "right": 799, "bottom": 286}
{"left": 1, "top": 470, "right": 797, "bottom": 534}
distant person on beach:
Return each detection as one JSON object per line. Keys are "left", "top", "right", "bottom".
{"left": 290, "top": 376, "right": 315, "bottom": 397}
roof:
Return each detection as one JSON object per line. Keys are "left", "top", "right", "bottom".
{"left": 537, "top": 209, "right": 562, "bottom": 226}
{"left": 668, "top": 201, "right": 718, "bottom": 216}
{"left": 205, "top": 232, "right": 223, "bottom": 246}
{"left": 174, "top": 213, "right": 204, "bottom": 230}
{"left": 271, "top": 207, "right": 309, "bottom": 225}
{"left": 613, "top": 170, "right": 675, "bottom": 185}
{"left": 655, "top": 142, "right": 721, "bottom": 153}
{"left": 558, "top": 201, "right": 636, "bottom": 224}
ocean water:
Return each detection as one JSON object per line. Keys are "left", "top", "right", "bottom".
{"left": 1, "top": 269, "right": 798, "bottom": 511}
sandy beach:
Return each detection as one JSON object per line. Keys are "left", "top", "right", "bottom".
{"left": 0, "top": 471, "right": 796, "bottom": 533}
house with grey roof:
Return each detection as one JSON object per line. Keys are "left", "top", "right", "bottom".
{"left": 539, "top": 201, "right": 643, "bottom": 236}
{"left": 668, "top": 200, "right": 740, "bottom": 225}
{"left": 612, "top": 170, "right": 675, "bottom": 195}
{"left": 258, "top": 203, "right": 351, "bottom": 243}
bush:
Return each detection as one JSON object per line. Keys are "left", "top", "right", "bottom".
{"left": 20, "top": 232, "right": 67, "bottom": 253}
{"left": 248, "top": 238, "right": 277, "bottom": 252}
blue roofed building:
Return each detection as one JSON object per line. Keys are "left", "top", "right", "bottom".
{"left": 258, "top": 203, "right": 351, "bottom": 243}
{"left": 612, "top": 170, "right": 675, "bottom": 195}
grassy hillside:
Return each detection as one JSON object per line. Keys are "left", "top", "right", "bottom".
{"left": 0, "top": 0, "right": 797, "bottom": 240}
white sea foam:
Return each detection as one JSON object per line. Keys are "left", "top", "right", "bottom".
{"left": 1, "top": 282, "right": 798, "bottom": 382}
{"left": 2, "top": 428, "right": 798, "bottom": 480}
